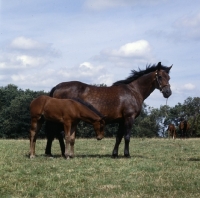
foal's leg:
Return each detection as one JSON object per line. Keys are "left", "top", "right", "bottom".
{"left": 112, "top": 122, "right": 124, "bottom": 158}
{"left": 69, "top": 132, "right": 75, "bottom": 158}
{"left": 30, "top": 118, "right": 37, "bottom": 158}
{"left": 30, "top": 118, "right": 43, "bottom": 158}
{"left": 68, "top": 124, "right": 77, "bottom": 158}
{"left": 64, "top": 123, "right": 71, "bottom": 159}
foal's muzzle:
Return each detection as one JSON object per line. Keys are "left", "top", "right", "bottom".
{"left": 162, "top": 85, "right": 172, "bottom": 98}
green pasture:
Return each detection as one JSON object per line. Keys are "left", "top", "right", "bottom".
{"left": 0, "top": 138, "right": 200, "bottom": 198}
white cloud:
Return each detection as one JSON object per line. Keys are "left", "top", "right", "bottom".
{"left": 94, "top": 40, "right": 155, "bottom": 67}
{"left": 183, "top": 83, "right": 195, "bottom": 90}
{"left": 96, "top": 74, "right": 113, "bottom": 85}
{"left": 79, "top": 62, "right": 93, "bottom": 69}
{"left": 108, "top": 40, "right": 151, "bottom": 58}
{"left": 78, "top": 62, "right": 104, "bottom": 77}
{"left": 16, "top": 55, "right": 48, "bottom": 67}
{"left": 10, "top": 36, "right": 46, "bottom": 50}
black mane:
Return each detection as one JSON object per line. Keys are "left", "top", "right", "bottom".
{"left": 71, "top": 98, "right": 104, "bottom": 118}
{"left": 113, "top": 63, "right": 170, "bottom": 86}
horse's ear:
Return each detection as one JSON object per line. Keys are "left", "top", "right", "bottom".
{"left": 166, "top": 64, "right": 173, "bottom": 73}
{"left": 157, "top": 62, "right": 162, "bottom": 70}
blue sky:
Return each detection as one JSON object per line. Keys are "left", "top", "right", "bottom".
{"left": 0, "top": 0, "right": 200, "bottom": 108}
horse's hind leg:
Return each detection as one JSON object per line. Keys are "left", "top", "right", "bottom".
{"left": 45, "top": 121, "right": 54, "bottom": 156}
{"left": 58, "top": 132, "right": 65, "bottom": 157}
{"left": 112, "top": 122, "right": 124, "bottom": 158}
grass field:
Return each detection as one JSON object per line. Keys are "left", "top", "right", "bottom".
{"left": 0, "top": 138, "right": 200, "bottom": 198}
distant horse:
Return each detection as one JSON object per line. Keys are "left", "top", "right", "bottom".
{"left": 45, "top": 62, "right": 172, "bottom": 157}
{"left": 167, "top": 124, "right": 176, "bottom": 139}
{"left": 179, "top": 120, "right": 190, "bottom": 138}
{"left": 29, "top": 95, "right": 105, "bottom": 159}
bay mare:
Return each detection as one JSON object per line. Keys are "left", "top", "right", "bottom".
{"left": 46, "top": 62, "right": 172, "bottom": 157}
{"left": 179, "top": 120, "right": 190, "bottom": 138}
{"left": 29, "top": 95, "right": 105, "bottom": 159}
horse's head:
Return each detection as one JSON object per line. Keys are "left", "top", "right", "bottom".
{"left": 155, "top": 62, "right": 172, "bottom": 98}
{"left": 93, "top": 117, "right": 106, "bottom": 140}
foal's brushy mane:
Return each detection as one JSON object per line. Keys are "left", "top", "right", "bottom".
{"left": 71, "top": 98, "right": 104, "bottom": 118}
{"left": 113, "top": 63, "right": 170, "bottom": 86}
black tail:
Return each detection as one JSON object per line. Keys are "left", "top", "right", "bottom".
{"left": 49, "top": 86, "right": 56, "bottom": 97}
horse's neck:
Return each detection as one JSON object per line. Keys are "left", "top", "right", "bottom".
{"left": 129, "top": 72, "right": 156, "bottom": 101}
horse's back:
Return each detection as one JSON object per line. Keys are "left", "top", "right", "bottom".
{"left": 51, "top": 81, "right": 139, "bottom": 121}
{"left": 53, "top": 81, "right": 92, "bottom": 98}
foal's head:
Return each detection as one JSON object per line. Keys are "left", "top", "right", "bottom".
{"left": 93, "top": 118, "right": 105, "bottom": 140}
{"left": 154, "top": 62, "right": 172, "bottom": 98}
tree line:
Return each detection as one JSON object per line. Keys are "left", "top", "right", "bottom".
{"left": 0, "top": 84, "right": 200, "bottom": 139}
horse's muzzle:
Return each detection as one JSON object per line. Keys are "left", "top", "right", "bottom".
{"left": 162, "top": 86, "right": 172, "bottom": 98}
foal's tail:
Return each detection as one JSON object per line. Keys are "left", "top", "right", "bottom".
{"left": 49, "top": 86, "right": 56, "bottom": 97}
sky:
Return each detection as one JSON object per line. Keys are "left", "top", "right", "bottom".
{"left": 0, "top": 0, "right": 200, "bottom": 108}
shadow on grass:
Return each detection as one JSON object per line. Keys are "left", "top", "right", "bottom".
{"left": 25, "top": 153, "right": 147, "bottom": 159}
{"left": 179, "top": 157, "right": 200, "bottom": 161}
{"left": 187, "top": 157, "right": 200, "bottom": 161}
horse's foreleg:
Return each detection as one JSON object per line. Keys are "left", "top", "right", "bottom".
{"left": 123, "top": 117, "right": 134, "bottom": 157}
{"left": 45, "top": 138, "right": 53, "bottom": 157}
{"left": 112, "top": 122, "right": 124, "bottom": 158}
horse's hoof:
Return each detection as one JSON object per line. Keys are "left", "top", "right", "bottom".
{"left": 45, "top": 153, "right": 54, "bottom": 158}
{"left": 111, "top": 155, "right": 118, "bottom": 159}
{"left": 124, "top": 154, "right": 131, "bottom": 158}
{"left": 112, "top": 153, "right": 118, "bottom": 158}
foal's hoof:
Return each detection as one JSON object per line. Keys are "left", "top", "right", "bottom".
{"left": 97, "top": 135, "right": 104, "bottom": 140}
{"left": 30, "top": 155, "right": 35, "bottom": 159}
